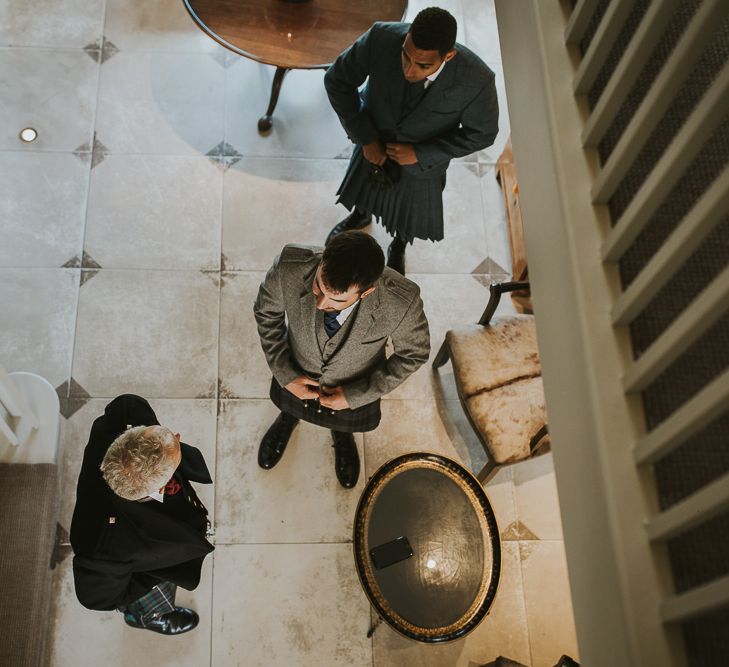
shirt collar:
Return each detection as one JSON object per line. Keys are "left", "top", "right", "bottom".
{"left": 147, "top": 488, "right": 165, "bottom": 503}
{"left": 335, "top": 299, "right": 359, "bottom": 325}
{"left": 424, "top": 59, "right": 447, "bottom": 88}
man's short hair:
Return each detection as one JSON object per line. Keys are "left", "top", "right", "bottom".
{"left": 410, "top": 7, "right": 458, "bottom": 56}
{"left": 100, "top": 426, "right": 178, "bottom": 500}
{"left": 321, "top": 230, "right": 385, "bottom": 293}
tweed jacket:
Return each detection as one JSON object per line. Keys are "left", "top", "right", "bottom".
{"left": 324, "top": 21, "right": 499, "bottom": 178}
{"left": 70, "top": 394, "right": 214, "bottom": 611}
{"left": 253, "top": 244, "right": 430, "bottom": 410}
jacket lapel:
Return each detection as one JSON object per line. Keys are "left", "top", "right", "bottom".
{"left": 400, "top": 57, "right": 459, "bottom": 126}
{"left": 346, "top": 288, "right": 388, "bottom": 344}
{"left": 299, "top": 266, "right": 323, "bottom": 356}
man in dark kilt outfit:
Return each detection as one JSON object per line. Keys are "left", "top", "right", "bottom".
{"left": 324, "top": 7, "right": 499, "bottom": 274}
{"left": 253, "top": 231, "right": 430, "bottom": 488}
{"left": 70, "top": 394, "right": 214, "bottom": 635}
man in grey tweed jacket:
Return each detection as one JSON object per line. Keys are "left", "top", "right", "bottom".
{"left": 253, "top": 231, "right": 430, "bottom": 488}
{"left": 324, "top": 7, "right": 499, "bottom": 274}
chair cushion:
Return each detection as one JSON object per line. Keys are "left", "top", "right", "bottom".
{"left": 446, "top": 316, "right": 540, "bottom": 398}
{"left": 465, "top": 377, "right": 549, "bottom": 464}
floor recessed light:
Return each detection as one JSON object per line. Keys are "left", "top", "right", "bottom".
{"left": 19, "top": 127, "right": 38, "bottom": 142}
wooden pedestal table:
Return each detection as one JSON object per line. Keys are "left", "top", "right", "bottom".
{"left": 182, "top": 0, "right": 408, "bottom": 133}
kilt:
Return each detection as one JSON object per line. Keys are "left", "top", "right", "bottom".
{"left": 118, "top": 581, "right": 176, "bottom": 625}
{"left": 336, "top": 146, "right": 447, "bottom": 244}
{"left": 269, "top": 378, "right": 381, "bottom": 432}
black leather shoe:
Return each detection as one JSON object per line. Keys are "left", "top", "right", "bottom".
{"left": 325, "top": 209, "right": 372, "bottom": 245}
{"left": 124, "top": 607, "right": 199, "bottom": 635}
{"left": 259, "top": 412, "right": 299, "bottom": 469}
{"left": 332, "top": 431, "right": 360, "bottom": 489}
{"left": 386, "top": 236, "right": 406, "bottom": 275}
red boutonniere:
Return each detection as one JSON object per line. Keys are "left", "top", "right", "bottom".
{"left": 164, "top": 478, "right": 181, "bottom": 496}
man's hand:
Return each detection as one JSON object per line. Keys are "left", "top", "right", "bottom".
{"left": 363, "top": 140, "right": 387, "bottom": 166}
{"left": 285, "top": 375, "right": 320, "bottom": 401}
{"left": 385, "top": 143, "right": 418, "bottom": 165}
{"left": 319, "top": 385, "right": 350, "bottom": 411}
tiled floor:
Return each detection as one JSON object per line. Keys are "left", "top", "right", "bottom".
{"left": 1, "top": 0, "right": 578, "bottom": 665}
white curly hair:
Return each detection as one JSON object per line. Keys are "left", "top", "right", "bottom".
{"left": 100, "top": 425, "right": 178, "bottom": 500}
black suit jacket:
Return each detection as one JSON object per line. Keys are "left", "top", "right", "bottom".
{"left": 70, "top": 394, "right": 214, "bottom": 611}
{"left": 325, "top": 22, "right": 499, "bottom": 176}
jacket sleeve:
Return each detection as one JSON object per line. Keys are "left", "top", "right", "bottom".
{"left": 342, "top": 292, "right": 430, "bottom": 409}
{"left": 253, "top": 254, "right": 301, "bottom": 388}
{"left": 73, "top": 554, "right": 157, "bottom": 610}
{"left": 414, "top": 73, "right": 499, "bottom": 169}
{"left": 324, "top": 24, "right": 380, "bottom": 146}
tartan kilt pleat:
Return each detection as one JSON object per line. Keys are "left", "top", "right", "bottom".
{"left": 270, "top": 378, "right": 381, "bottom": 432}
{"left": 336, "top": 147, "right": 446, "bottom": 243}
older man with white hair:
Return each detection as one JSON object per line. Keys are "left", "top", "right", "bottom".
{"left": 70, "top": 394, "right": 214, "bottom": 635}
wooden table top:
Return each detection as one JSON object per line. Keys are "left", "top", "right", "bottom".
{"left": 183, "top": 0, "right": 408, "bottom": 69}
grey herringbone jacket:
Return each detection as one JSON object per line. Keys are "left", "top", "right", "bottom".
{"left": 253, "top": 244, "right": 430, "bottom": 410}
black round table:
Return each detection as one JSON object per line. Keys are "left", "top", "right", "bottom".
{"left": 353, "top": 453, "right": 501, "bottom": 643}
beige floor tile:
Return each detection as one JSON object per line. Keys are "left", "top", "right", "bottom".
{"left": 513, "top": 452, "right": 564, "bottom": 541}
{"left": 0, "top": 268, "right": 79, "bottom": 388}
{"left": 72, "top": 269, "right": 219, "bottom": 398}
{"left": 486, "top": 466, "right": 519, "bottom": 542}
{"left": 0, "top": 48, "right": 97, "bottom": 151}
{"left": 215, "top": 399, "right": 364, "bottom": 544}
{"left": 372, "top": 541, "right": 530, "bottom": 666}
{"left": 218, "top": 271, "right": 273, "bottom": 398}
{"left": 462, "top": 0, "right": 502, "bottom": 67}
{"left": 85, "top": 154, "right": 222, "bottom": 270}
{"left": 225, "top": 60, "right": 351, "bottom": 159}
{"left": 211, "top": 544, "right": 372, "bottom": 667}
{"left": 0, "top": 152, "right": 88, "bottom": 267}
{"left": 477, "top": 60, "right": 511, "bottom": 165}
{"left": 481, "top": 163, "right": 513, "bottom": 275}
{"left": 363, "top": 399, "right": 488, "bottom": 483}
{"left": 520, "top": 541, "right": 580, "bottom": 666}
{"left": 368, "top": 163, "right": 489, "bottom": 274}
{"left": 0, "top": 0, "right": 104, "bottom": 48}
{"left": 96, "top": 51, "right": 224, "bottom": 155}
{"left": 386, "top": 272, "right": 491, "bottom": 401}
{"left": 104, "top": 0, "right": 224, "bottom": 53}
{"left": 58, "top": 398, "right": 217, "bottom": 535}
{"left": 221, "top": 158, "right": 347, "bottom": 271}
{"left": 49, "top": 550, "right": 213, "bottom": 667}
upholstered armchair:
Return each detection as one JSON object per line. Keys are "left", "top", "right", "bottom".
{"left": 433, "top": 281, "right": 550, "bottom": 484}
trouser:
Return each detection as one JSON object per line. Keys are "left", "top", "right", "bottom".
{"left": 118, "top": 581, "right": 176, "bottom": 626}
{"left": 269, "top": 378, "right": 381, "bottom": 432}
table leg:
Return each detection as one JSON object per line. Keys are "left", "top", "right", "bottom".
{"left": 258, "top": 66, "right": 289, "bottom": 134}
{"left": 366, "top": 616, "right": 383, "bottom": 638}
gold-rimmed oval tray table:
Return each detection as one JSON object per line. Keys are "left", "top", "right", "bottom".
{"left": 354, "top": 452, "right": 501, "bottom": 642}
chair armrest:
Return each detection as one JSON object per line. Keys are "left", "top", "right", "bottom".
{"left": 478, "top": 281, "right": 531, "bottom": 326}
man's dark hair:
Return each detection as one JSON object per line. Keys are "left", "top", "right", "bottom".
{"left": 321, "top": 231, "right": 385, "bottom": 293}
{"left": 410, "top": 7, "right": 457, "bottom": 56}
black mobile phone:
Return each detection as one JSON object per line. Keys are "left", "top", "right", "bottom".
{"left": 370, "top": 536, "right": 413, "bottom": 570}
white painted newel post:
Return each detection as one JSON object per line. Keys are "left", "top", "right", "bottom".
{"left": 0, "top": 366, "right": 60, "bottom": 464}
